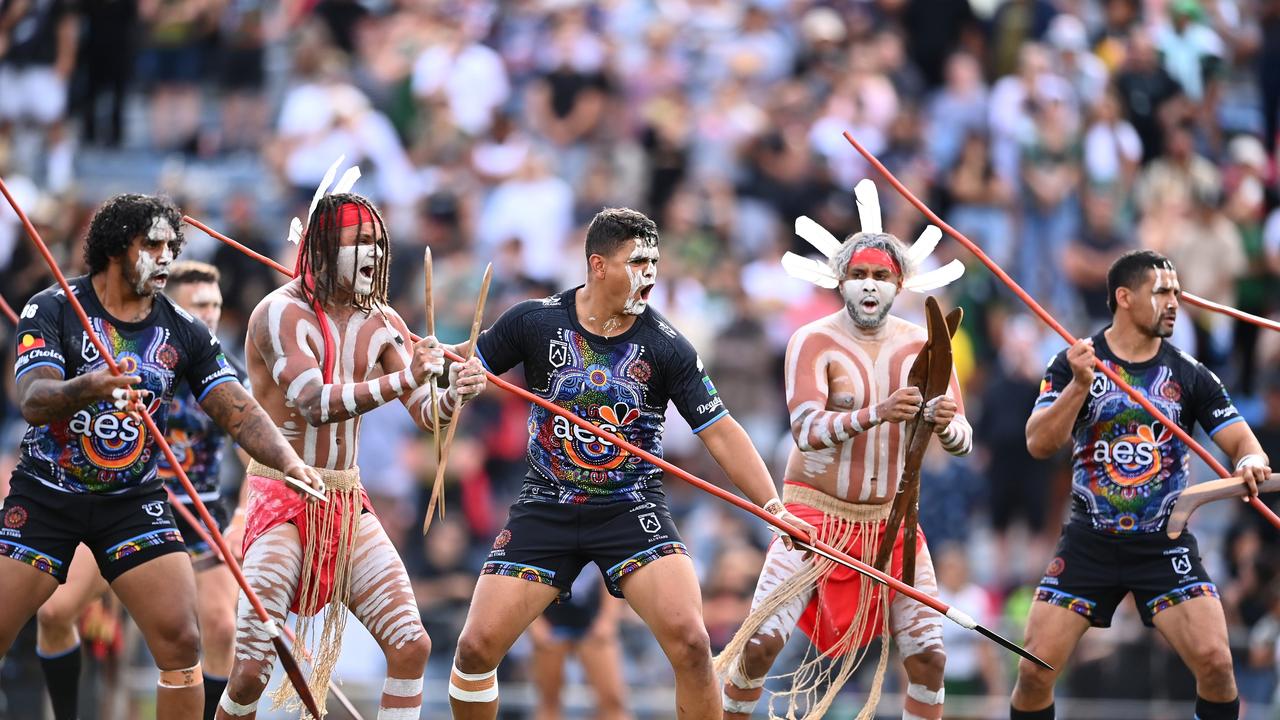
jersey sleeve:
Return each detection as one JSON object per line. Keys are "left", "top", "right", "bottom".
{"left": 1190, "top": 362, "right": 1243, "bottom": 437}
{"left": 1033, "top": 350, "right": 1073, "bottom": 410}
{"left": 664, "top": 332, "right": 728, "bottom": 434}
{"left": 181, "top": 316, "right": 240, "bottom": 401}
{"left": 13, "top": 289, "right": 67, "bottom": 380}
{"left": 474, "top": 300, "right": 541, "bottom": 375}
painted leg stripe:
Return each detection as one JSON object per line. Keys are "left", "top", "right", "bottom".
{"left": 383, "top": 676, "right": 424, "bottom": 697}
{"left": 723, "top": 690, "right": 760, "bottom": 715}
{"left": 728, "top": 668, "right": 766, "bottom": 689}
{"left": 377, "top": 707, "right": 421, "bottom": 719}
{"left": 451, "top": 665, "right": 495, "bottom": 682}
{"left": 906, "top": 683, "right": 945, "bottom": 705}
{"left": 219, "top": 690, "right": 258, "bottom": 716}
{"left": 449, "top": 684, "right": 498, "bottom": 703}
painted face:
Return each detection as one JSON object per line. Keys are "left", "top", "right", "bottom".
{"left": 333, "top": 217, "right": 385, "bottom": 297}
{"left": 131, "top": 216, "right": 178, "bottom": 296}
{"left": 171, "top": 281, "right": 223, "bottom": 333}
{"left": 1142, "top": 266, "right": 1180, "bottom": 338}
{"left": 621, "top": 237, "right": 659, "bottom": 315}
{"left": 840, "top": 257, "right": 901, "bottom": 329}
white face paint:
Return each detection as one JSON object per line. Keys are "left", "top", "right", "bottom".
{"left": 840, "top": 278, "right": 898, "bottom": 329}
{"left": 1147, "top": 266, "right": 1180, "bottom": 338}
{"left": 336, "top": 244, "right": 383, "bottom": 296}
{"left": 134, "top": 216, "right": 176, "bottom": 296}
{"left": 622, "top": 238, "right": 659, "bottom": 315}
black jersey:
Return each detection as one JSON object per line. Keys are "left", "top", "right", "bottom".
{"left": 475, "top": 288, "right": 728, "bottom": 504}
{"left": 158, "top": 374, "right": 238, "bottom": 503}
{"left": 12, "top": 276, "right": 239, "bottom": 495}
{"left": 1034, "top": 331, "right": 1242, "bottom": 534}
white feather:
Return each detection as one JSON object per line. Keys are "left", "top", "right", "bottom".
{"left": 308, "top": 155, "right": 345, "bottom": 220}
{"left": 903, "top": 259, "right": 965, "bottom": 292}
{"left": 906, "top": 225, "right": 942, "bottom": 266}
{"left": 854, "top": 179, "right": 882, "bottom": 233}
{"left": 287, "top": 217, "right": 304, "bottom": 246}
{"left": 782, "top": 252, "right": 839, "bottom": 288}
{"left": 333, "top": 166, "right": 362, "bottom": 194}
{"left": 794, "top": 216, "right": 843, "bottom": 259}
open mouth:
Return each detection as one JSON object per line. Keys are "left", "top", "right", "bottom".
{"left": 152, "top": 272, "right": 169, "bottom": 285}
{"left": 359, "top": 266, "right": 374, "bottom": 280}
{"left": 638, "top": 284, "right": 653, "bottom": 301}
{"left": 860, "top": 297, "right": 879, "bottom": 313}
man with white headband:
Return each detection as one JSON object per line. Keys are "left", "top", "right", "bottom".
{"left": 716, "top": 180, "right": 972, "bottom": 720}
{"left": 214, "top": 191, "right": 487, "bottom": 719}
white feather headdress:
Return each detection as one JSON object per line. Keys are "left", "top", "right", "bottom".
{"left": 287, "top": 155, "right": 363, "bottom": 246}
{"left": 782, "top": 179, "right": 964, "bottom": 292}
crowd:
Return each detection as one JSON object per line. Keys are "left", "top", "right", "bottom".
{"left": 3, "top": 0, "right": 1280, "bottom": 717}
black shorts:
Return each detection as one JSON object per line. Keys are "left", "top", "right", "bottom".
{"left": 173, "top": 497, "right": 229, "bottom": 566}
{"left": 0, "top": 475, "right": 186, "bottom": 584}
{"left": 1034, "top": 523, "right": 1218, "bottom": 628}
{"left": 543, "top": 571, "right": 603, "bottom": 640}
{"left": 482, "top": 488, "right": 688, "bottom": 600}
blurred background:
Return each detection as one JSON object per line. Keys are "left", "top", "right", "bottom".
{"left": 2, "top": 0, "right": 1280, "bottom": 717}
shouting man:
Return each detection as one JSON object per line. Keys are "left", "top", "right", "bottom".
{"left": 0, "top": 194, "right": 324, "bottom": 720}
{"left": 216, "top": 192, "right": 486, "bottom": 719}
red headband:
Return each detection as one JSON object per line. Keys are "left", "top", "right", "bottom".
{"left": 310, "top": 202, "right": 376, "bottom": 232}
{"left": 848, "top": 247, "right": 901, "bottom": 276}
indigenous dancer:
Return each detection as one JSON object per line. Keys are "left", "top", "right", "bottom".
{"left": 449, "top": 207, "right": 815, "bottom": 720}
{"left": 1011, "top": 250, "right": 1270, "bottom": 720}
{"left": 35, "top": 261, "right": 246, "bottom": 720}
{"left": 0, "top": 194, "right": 324, "bottom": 720}
{"left": 216, "top": 192, "right": 487, "bottom": 719}
{"left": 716, "top": 182, "right": 972, "bottom": 720}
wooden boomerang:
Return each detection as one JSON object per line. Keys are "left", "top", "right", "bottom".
{"left": 423, "top": 263, "right": 492, "bottom": 534}
{"left": 424, "top": 248, "right": 442, "bottom": 466}
{"left": 1167, "top": 473, "right": 1280, "bottom": 539}
{"left": 873, "top": 300, "right": 959, "bottom": 582}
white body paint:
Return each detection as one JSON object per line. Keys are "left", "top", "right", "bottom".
{"left": 134, "top": 216, "right": 176, "bottom": 294}
{"left": 623, "top": 238, "right": 659, "bottom": 315}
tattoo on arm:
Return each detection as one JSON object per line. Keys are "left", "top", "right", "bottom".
{"left": 200, "top": 382, "right": 301, "bottom": 472}
{"left": 18, "top": 367, "right": 98, "bottom": 426}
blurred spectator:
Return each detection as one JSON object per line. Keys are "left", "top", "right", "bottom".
{"left": 1260, "top": 0, "right": 1280, "bottom": 154}
{"left": 945, "top": 132, "right": 1015, "bottom": 268}
{"left": 476, "top": 148, "right": 573, "bottom": 285}
{"left": 1155, "top": 0, "right": 1225, "bottom": 105}
{"left": 1136, "top": 117, "right": 1221, "bottom": 215}
{"left": 1114, "top": 27, "right": 1187, "bottom": 161}
{"left": 925, "top": 51, "right": 989, "bottom": 173}
{"left": 1063, "top": 193, "right": 1133, "bottom": 324}
{"left": 1048, "top": 13, "right": 1108, "bottom": 108}
{"left": 1083, "top": 85, "right": 1143, "bottom": 198}
{"left": 1018, "top": 87, "right": 1082, "bottom": 316}
{"left": 213, "top": 0, "right": 269, "bottom": 152}
{"left": 411, "top": 14, "right": 510, "bottom": 138}
{"left": 137, "top": 0, "right": 214, "bottom": 151}
{"left": 989, "top": 0, "right": 1059, "bottom": 78}
{"left": 934, "top": 545, "right": 1005, "bottom": 718}
{"left": 0, "top": 0, "right": 78, "bottom": 191}
{"left": 79, "top": 0, "right": 136, "bottom": 148}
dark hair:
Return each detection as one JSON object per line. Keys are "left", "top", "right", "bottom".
{"left": 166, "top": 260, "right": 220, "bottom": 287}
{"left": 297, "top": 193, "right": 390, "bottom": 311}
{"left": 85, "top": 194, "right": 184, "bottom": 275}
{"left": 1106, "top": 249, "right": 1174, "bottom": 314}
{"left": 584, "top": 207, "right": 659, "bottom": 260}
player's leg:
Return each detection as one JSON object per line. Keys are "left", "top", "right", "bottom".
{"left": 618, "top": 553, "right": 720, "bottom": 720}
{"left": 37, "top": 544, "right": 110, "bottom": 720}
{"left": 214, "top": 523, "right": 302, "bottom": 719}
{"left": 1141, "top": 532, "right": 1238, "bottom": 719}
{"left": 721, "top": 537, "right": 814, "bottom": 719}
{"left": 575, "top": 611, "right": 632, "bottom": 720}
{"left": 0, "top": 484, "right": 77, "bottom": 655}
{"left": 345, "top": 513, "right": 432, "bottom": 719}
{"left": 890, "top": 541, "right": 946, "bottom": 720}
{"left": 527, "top": 618, "right": 571, "bottom": 720}
{"left": 194, "top": 561, "right": 238, "bottom": 719}
{"left": 451, "top": 574, "right": 562, "bottom": 720}
{"left": 1009, "top": 602, "right": 1090, "bottom": 717}
{"left": 109, "top": 552, "right": 204, "bottom": 719}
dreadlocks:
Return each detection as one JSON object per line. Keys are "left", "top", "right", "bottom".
{"left": 297, "top": 193, "right": 391, "bottom": 313}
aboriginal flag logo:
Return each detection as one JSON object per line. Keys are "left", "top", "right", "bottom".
{"left": 17, "top": 331, "right": 45, "bottom": 355}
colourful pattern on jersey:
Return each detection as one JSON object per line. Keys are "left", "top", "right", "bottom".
{"left": 1072, "top": 362, "right": 1185, "bottom": 533}
{"left": 158, "top": 385, "right": 227, "bottom": 498}
{"left": 481, "top": 560, "right": 556, "bottom": 586}
{"left": 105, "top": 529, "right": 184, "bottom": 561}
{"left": 605, "top": 541, "right": 688, "bottom": 584}
{"left": 1146, "top": 582, "right": 1219, "bottom": 616}
{"left": 1035, "top": 587, "right": 1097, "bottom": 621}
{"left": 0, "top": 539, "right": 65, "bottom": 576}
{"left": 528, "top": 329, "right": 661, "bottom": 501}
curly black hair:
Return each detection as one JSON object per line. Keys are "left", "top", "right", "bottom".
{"left": 584, "top": 207, "right": 659, "bottom": 261}
{"left": 298, "top": 193, "right": 390, "bottom": 311}
{"left": 85, "top": 194, "right": 184, "bottom": 275}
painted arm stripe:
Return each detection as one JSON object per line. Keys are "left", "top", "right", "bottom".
{"left": 692, "top": 409, "right": 729, "bottom": 434}
{"left": 196, "top": 375, "right": 239, "bottom": 402}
